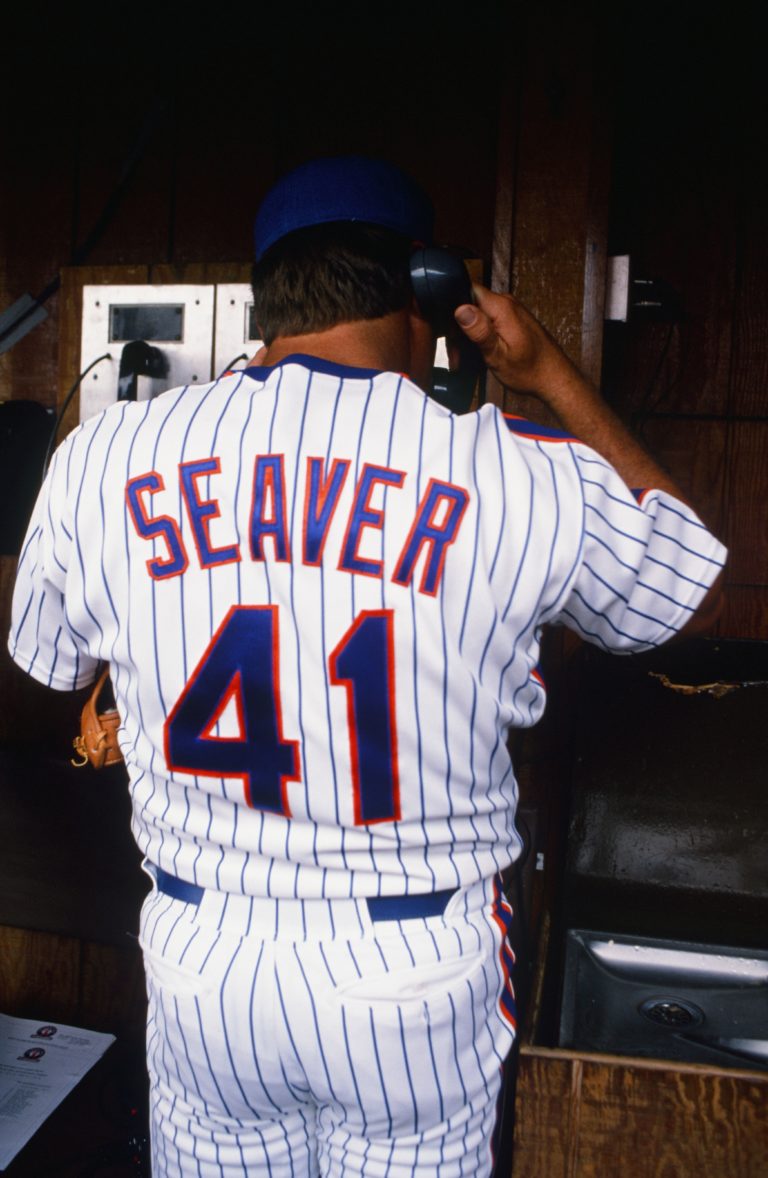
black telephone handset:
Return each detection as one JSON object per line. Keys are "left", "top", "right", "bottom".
{"left": 410, "top": 247, "right": 483, "bottom": 414}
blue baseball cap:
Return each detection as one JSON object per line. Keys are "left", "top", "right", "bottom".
{"left": 254, "top": 155, "right": 435, "bottom": 261}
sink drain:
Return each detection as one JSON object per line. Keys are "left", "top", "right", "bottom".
{"left": 639, "top": 997, "right": 705, "bottom": 1028}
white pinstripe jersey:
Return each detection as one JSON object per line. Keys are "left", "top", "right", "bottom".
{"left": 10, "top": 356, "right": 726, "bottom": 897}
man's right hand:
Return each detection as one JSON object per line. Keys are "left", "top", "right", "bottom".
{"left": 454, "top": 284, "right": 580, "bottom": 398}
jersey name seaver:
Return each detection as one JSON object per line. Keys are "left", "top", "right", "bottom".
{"left": 125, "top": 454, "right": 469, "bottom": 596}
{"left": 9, "top": 354, "right": 727, "bottom": 900}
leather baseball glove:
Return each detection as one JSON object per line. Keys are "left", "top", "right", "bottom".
{"left": 71, "top": 666, "right": 123, "bottom": 768}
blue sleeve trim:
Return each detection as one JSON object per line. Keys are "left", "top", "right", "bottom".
{"left": 502, "top": 414, "right": 578, "bottom": 443}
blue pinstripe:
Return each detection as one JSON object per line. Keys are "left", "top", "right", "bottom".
{"left": 583, "top": 500, "right": 654, "bottom": 547}
{"left": 656, "top": 496, "right": 715, "bottom": 531}
{"left": 175, "top": 379, "right": 225, "bottom": 685}
{"left": 653, "top": 527, "right": 725, "bottom": 563}
{"left": 381, "top": 377, "right": 409, "bottom": 890}
{"left": 205, "top": 372, "right": 248, "bottom": 635}
{"left": 644, "top": 551, "right": 714, "bottom": 588}
{"left": 568, "top": 585, "right": 662, "bottom": 644}
{"left": 396, "top": 1004, "right": 420, "bottom": 1132}
{"left": 70, "top": 405, "right": 113, "bottom": 633}
{"left": 246, "top": 953, "right": 284, "bottom": 1116}
{"left": 290, "top": 945, "right": 341, "bottom": 1104}
{"left": 317, "top": 378, "right": 347, "bottom": 845}
{"left": 585, "top": 527, "right": 642, "bottom": 573}
{"left": 287, "top": 370, "right": 314, "bottom": 832}
{"left": 219, "top": 943, "right": 266, "bottom": 1119}
{"left": 367, "top": 1007, "right": 394, "bottom": 1136}
{"left": 339, "top": 1005, "right": 366, "bottom": 1129}
{"left": 437, "top": 414, "right": 461, "bottom": 885}
{"left": 347, "top": 377, "right": 375, "bottom": 625}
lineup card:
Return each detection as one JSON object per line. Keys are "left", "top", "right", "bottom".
{"left": 0, "top": 1013, "right": 115, "bottom": 1170}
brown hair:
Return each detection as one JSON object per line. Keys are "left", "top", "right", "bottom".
{"left": 251, "top": 222, "right": 413, "bottom": 344}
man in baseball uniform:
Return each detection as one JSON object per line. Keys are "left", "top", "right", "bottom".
{"left": 9, "top": 156, "right": 725, "bottom": 1177}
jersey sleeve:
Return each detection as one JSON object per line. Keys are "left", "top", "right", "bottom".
{"left": 7, "top": 439, "right": 100, "bottom": 690}
{"left": 555, "top": 447, "right": 727, "bottom": 652}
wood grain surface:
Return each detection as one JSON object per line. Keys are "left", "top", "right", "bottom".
{"left": 511, "top": 1048, "right": 768, "bottom": 1178}
{"left": 0, "top": 924, "right": 147, "bottom": 1039}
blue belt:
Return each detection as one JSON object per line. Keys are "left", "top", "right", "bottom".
{"left": 154, "top": 867, "right": 456, "bottom": 922}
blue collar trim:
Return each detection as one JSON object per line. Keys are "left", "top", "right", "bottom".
{"left": 243, "top": 353, "right": 386, "bottom": 381}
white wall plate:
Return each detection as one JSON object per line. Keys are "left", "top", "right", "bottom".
{"left": 79, "top": 284, "right": 215, "bottom": 422}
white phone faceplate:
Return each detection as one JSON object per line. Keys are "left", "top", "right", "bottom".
{"left": 79, "top": 284, "right": 215, "bottom": 422}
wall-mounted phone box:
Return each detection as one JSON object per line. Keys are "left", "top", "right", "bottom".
{"left": 79, "top": 284, "right": 263, "bottom": 422}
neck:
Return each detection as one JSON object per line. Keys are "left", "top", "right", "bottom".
{"left": 259, "top": 312, "right": 413, "bottom": 378}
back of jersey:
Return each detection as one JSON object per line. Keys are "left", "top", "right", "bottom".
{"left": 10, "top": 354, "right": 724, "bottom": 897}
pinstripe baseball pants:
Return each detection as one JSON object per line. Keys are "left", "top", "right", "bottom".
{"left": 139, "top": 872, "right": 517, "bottom": 1177}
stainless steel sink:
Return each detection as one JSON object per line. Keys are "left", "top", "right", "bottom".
{"left": 560, "top": 929, "right": 768, "bottom": 1070}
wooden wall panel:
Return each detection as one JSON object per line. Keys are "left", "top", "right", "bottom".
{"left": 723, "top": 423, "right": 768, "bottom": 587}
{"left": 0, "top": 924, "right": 146, "bottom": 1040}
{"left": 169, "top": 79, "right": 276, "bottom": 267}
{"left": 730, "top": 172, "right": 768, "bottom": 416}
{"left": 717, "top": 586, "right": 768, "bottom": 640}
{"left": 488, "top": 3, "right": 612, "bottom": 422}
{"left": 639, "top": 418, "right": 728, "bottom": 538}
{"left": 575, "top": 1060, "right": 768, "bottom": 1178}
{"left": 0, "top": 127, "right": 74, "bottom": 407}
{"left": 78, "top": 941, "right": 147, "bottom": 1037}
{"left": 1, "top": 556, "right": 42, "bottom": 744}
{"left": 504, "top": 9, "right": 609, "bottom": 382}
{"left": 149, "top": 262, "right": 251, "bottom": 286}
{"left": 511, "top": 1051, "right": 573, "bottom": 1178}
{"left": 603, "top": 7, "right": 742, "bottom": 424}
{"left": 600, "top": 10, "right": 766, "bottom": 639}
{"left": 0, "top": 926, "right": 80, "bottom": 1022}
{"left": 605, "top": 198, "right": 737, "bottom": 421}
{"left": 510, "top": 1049, "right": 768, "bottom": 1178}
{"left": 72, "top": 121, "right": 175, "bottom": 269}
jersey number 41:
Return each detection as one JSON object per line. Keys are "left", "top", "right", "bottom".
{"left": 164, "top": 605, "right": 400, "bottom": 825}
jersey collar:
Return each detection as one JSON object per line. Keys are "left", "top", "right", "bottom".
{"left": 242, "top": 353, "right": 387, "bottom": 382}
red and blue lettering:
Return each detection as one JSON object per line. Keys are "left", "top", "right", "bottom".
{"left": 329, "top": 610, "right": 401, "bottom": 824}
{"left": 302, "top": 456, "right": 350, "bottom": 565}
{"left": 125, "top": 471, "right": 188, "bottom": 580}
{"left": 249, "top": 454, "right": 291, "bottom": 562}
{"left": 164, "top": 605, "right": 301, "bottom": 814}
{"left": 165, "top": 605, "right": 401, "bottom": 824}
{"left": 179, "top": 457, "right": 240, "bottom": 568}
{"left": 339, "top": 463, "right": 405, "bottom": 578}
{"left": 393, "top": 478, "right": 469, "bottom": 595}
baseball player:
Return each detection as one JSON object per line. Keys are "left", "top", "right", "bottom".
{"left": 9, "top": 156, "right": 725, "bottom": 1177}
